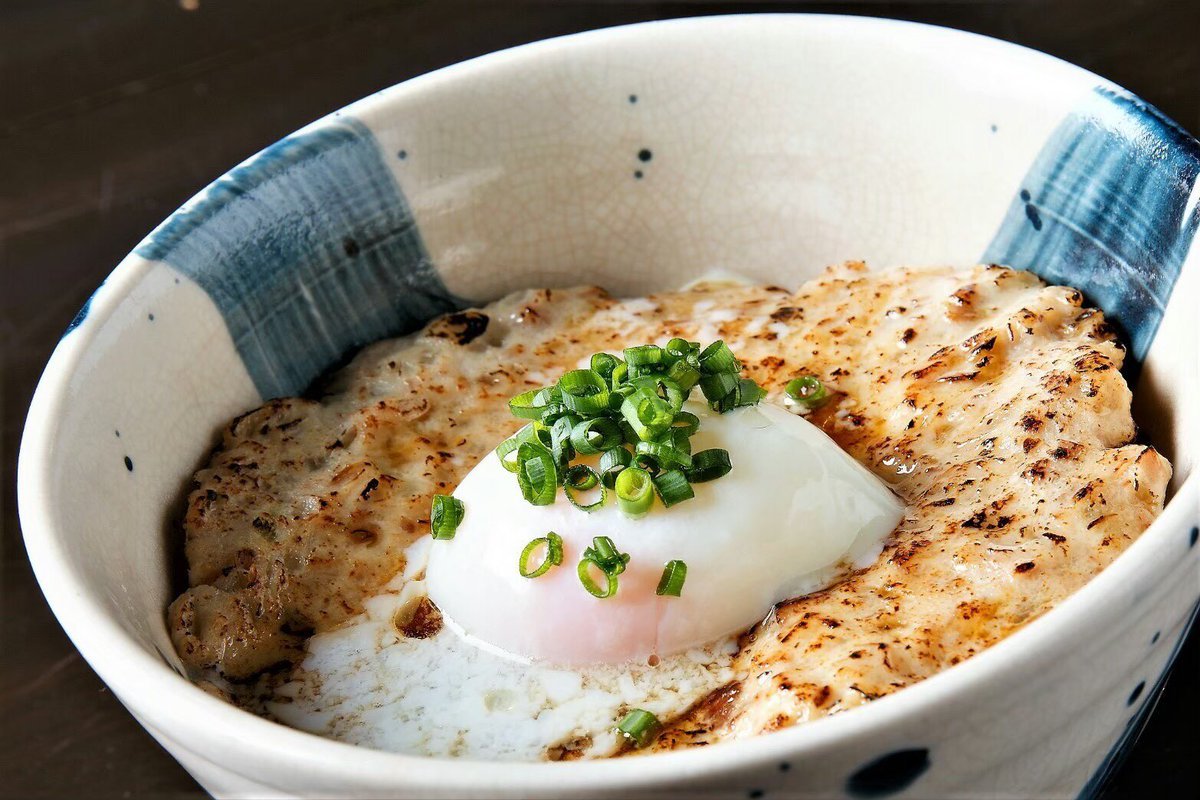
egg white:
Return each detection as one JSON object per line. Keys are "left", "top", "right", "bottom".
{"left": 269, "top": 539, "right": 736, "bottom": 761}
{"left": 426, "top": 401, "right": 903, "bottom": 664}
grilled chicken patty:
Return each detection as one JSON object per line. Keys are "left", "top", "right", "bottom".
{"left": 169, "top": 263, "right": 1169, "bottom": 745}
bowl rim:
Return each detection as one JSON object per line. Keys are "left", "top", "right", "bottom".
{"left": 18, "top": 11, "right": 1200, "bottom": 793}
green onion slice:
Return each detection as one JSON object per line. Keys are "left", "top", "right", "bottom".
{"left": 599, "top": 446, "right": 632, "bottom": 487}
{"left": 578, "top": 557, "right": 619, "bottom": 598}
{"left": 609, "top": 361, "right": 629, "bottom": 389}
{"left": 735, "top": 377, "right": 767, "bottom": 407}
{"left": 687, "top": 448, "right": 732, "bottom": 482}
{"left": 583, "top": 535, "right": 630, "bottom": 575}
{"left": 665, "top": 338, "right": 696, "bottom": 358}
{"left": 656, "top": 560, "right": 687, "bottom": 597}
{"left": 615, "top": 466, "right": 655, "bottom": 516}
{"left": 519, "top": 532, "right": 564, "bottom": 578}
{"left": 666, "top": 358, "right": 701, "bottom": 391}
{"left": 508, "top": 387, "right": 560, "bottom": 419}
{"left": 430, "top": 494, "right": 465, "bottom": 540}
{"left": 621, "top": 388, "right": 674, "bottom": 442}
{"left": 570, "top": 418, "right": 622, "bottom": 455}
{"left": 697, "top": 340, "right": 740, "bottom": 374}
{"left": 558, "top": 369, "right": 611, "bottom": 416}
{"left": 538, "top": 402, "right": 571, "bottom": 424}
{"left": 698, "top": 371, "right": 739, "bottom": 404}
{"left": 653, "top": 469, "right": 695, "bottom": 507}
{"left": 495, "top": 424, "right": 535, "bottom": 473}
{"left": 615, "top": 709, "right": 661, "bottom": 748}
{"left": 636, "top": 438, "right": 693, "bottom": 470}
{"left": 549, "top": 414, "right": 579, "bottom": 467}
{"left": 623, "top": 344, "right": 664, "bottom": 373}
{"left": 670, "top": 411, "right": 700, "bottom": 437}
{"left": 516, "top": 441, "right": 558, "bottom": 505}
{"left": 630, "top": 376, "right": 684, "bottom": 413}
{"left": 564, "top": 465, "right": 607, "bottom": 511}
{"left": 785, "top": 375, "right": 830, "bottom": 408}
{"left": 589, "top": 352, "right": 620, "bottom": 383}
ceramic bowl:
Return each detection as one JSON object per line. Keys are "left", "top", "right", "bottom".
{"left": 19, "top": 14, "right": 1200, "bottom": 799}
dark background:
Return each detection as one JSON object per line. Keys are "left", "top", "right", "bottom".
{"left": 2, "top": 2, "right": 1197, "bottom": 798}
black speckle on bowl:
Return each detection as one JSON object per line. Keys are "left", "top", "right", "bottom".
{"left": 124, "top": 456, "right": 134, "bottom": 472}
{"left": 638, "top": 148, "right": 652, "bottom": 162}
{"left": 1127, "top": 681, "right": 1146, "bottom": 706}
{"left": 846, "top": 748, "right": 930, "bottom": 798}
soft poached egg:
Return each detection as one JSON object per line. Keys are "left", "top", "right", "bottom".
{"left": 426, "top": 400, "right": 902, "bottom": 665}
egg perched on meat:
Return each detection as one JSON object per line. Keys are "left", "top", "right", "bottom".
{"left": 272, "top": 336, "right": 902, "bottom": 761}
{"left": 273, "top": 392, "right": 902, "bottom": 760}
{"left": 427, "top": 400, "right": 902, "bottom": 665}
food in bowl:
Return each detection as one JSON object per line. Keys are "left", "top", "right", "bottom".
{"left": 167, "top": 261, "right": 1170, "bottom": 761}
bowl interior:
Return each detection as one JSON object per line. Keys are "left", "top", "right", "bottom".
{"left": 19, "top": 13, "right": 1200, "bottom": 794}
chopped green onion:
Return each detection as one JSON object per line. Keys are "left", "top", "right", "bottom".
{"left": 508, "top": 388, "right": 553, "bottom": 420}
{"left": 621, "top": 388, "right": 674, "bottom": 441}
{"left": 599, "top": 446, "right": 632, "bottom": 487}
{"left": 516, "top": 441, "right": 558, "bottom": 505}
{"left": 623, "top": 344, "right": 665, "bottom": 374}
{"left": 589, "top": 352, "right": 620, "bottom": 383}
{"left": 495, "top": 424, "right": 534, "bottom": 473}
{"left": 656, "top": 560, "right": 687, "bottom": 597}
{"left": 615, "top": 709, "right": 661, "bottom": 748}
{"left": 583, "top": 535, "right": 630, "bottom": 575}
{"left": 503, "top": 338, "right": 758, "bottom": 511}
{"left": 670, "top": 411, "right": 700, "bottom": 437}
{"left": 735, "top": 377, "right": 767, "bottom": 406}
{"left": 632, "top": 450, "right": 661, "bottom": 475}
{"left": 570, "top": 418, "right": 622, "bottom": 455}
{"left": 609, "top": 361, "right": 629, "bottom": 389}
{"left": 615, "top": 467, "right": 655, "bottom": 517}
{"left": 687, "top": 448, "right": 732, "bottom": 482}
{"left": 630, "top": 375, "right": 684, "bottom": 413}
{"left": 519, "top": 532, "right": 564, "bottom": 578}
{"left": 653, "top": 469, "right": 694, "bottom": 507}
{"left": 636, "top": 437, "right": 693, "bottom": 470}
{"left": 666, "top": 358, "right": 701, "bottom": 391}
{"left": 430, "top": 494, "right": 464, "bottom": 540}
{"left": 698, "top": 371, "right": 739, "bottom": 404}
{"left": 565, "top": 464, "right": 599, "bottom": 490}
{"left": 537, "top": 403, "right": 571, "bottom": 424}
{"left": 549, "top": 414, "right": 579, "bottom": 467}
{"left": 558, "top": 369, "right": 611, "bottom": 416}
{"left": 698, "top": 340, "right": 740, "bottom": 374}
{"left": 578, "top": 558, "right": 619, "bottom": 598}
{"left": 785, "top": 375, "right": 830, "bottom": 409}
{"left": 665, "top": 338, "right": 696, "bottom": 358}
{"left": 564, "top": 465, "right": 607, "bottom": 511}
{"left": 704, "top": 374, "right": 767, "bottom": 412}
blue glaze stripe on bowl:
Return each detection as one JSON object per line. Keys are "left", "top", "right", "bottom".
{"left": 1076, "top": 596, "right": 1200, "bottom": 799}
{"left": 136, "top": 117, "right": 463, "bottom": 399}
{"left": 984, "top": 87, "right": 1200, "bottom": 364}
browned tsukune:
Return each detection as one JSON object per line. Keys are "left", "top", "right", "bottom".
{"left": 168, "top": 262, "right": 1168, "bottom": 751}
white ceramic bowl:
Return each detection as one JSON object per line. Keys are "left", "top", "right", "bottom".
{"left": 19, "top": 15, "right": 1200, "bottom": 799}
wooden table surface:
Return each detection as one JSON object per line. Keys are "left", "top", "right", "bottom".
{"left": 2, "top": 2, "right": 1197, "bottom": 798}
